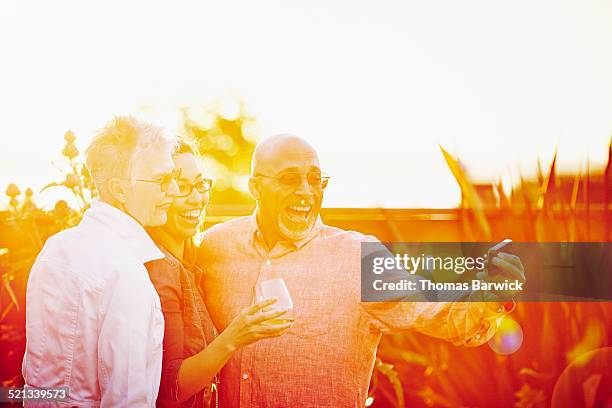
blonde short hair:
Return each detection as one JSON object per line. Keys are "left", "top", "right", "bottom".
{"left": 85, "top": 116, "right": 177, "bottom": 196}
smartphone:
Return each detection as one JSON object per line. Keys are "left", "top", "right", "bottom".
{"left": 486, "top": 239, "right": 512, "bottom": 273}
{"left": 488, "top": 238, "right": 512, "bottom": 256}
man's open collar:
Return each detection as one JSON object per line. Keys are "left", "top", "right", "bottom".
{"left": 81, "top": 199, "right": 165, "bottom": 264}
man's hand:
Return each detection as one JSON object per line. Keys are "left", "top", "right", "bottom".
{"left": 476, "top": 251, "right": 526, "bottom": 301}
{"left": 490, "top": 252, "right": 526, "bottom": 281}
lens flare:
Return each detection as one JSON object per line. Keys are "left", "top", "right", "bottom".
{"left": 488, "top": 317, "right": 523, "bottom": 355}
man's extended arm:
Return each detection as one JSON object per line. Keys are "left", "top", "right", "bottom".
{"left": 359, "top": 239, "right": 522, "bottom": 346}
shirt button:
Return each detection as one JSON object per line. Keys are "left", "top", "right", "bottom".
{"left": 265, "top": 259, "right": 271, "bottom": 265}
{"left": 242, "top": 373, "right": 249, "bottom": 380}
{"left": 478, "top": 308, "right": 484, "bottom": 313}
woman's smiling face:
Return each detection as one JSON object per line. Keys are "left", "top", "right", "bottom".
{"left": 164, "top": 152, "right": 209, "bottom": 241}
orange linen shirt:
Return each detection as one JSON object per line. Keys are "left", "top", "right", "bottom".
{"left": 198, "top": 214, "right": 503, "bottom": 408}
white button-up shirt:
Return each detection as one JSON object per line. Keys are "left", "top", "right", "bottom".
{"left": 23, "top": 200, "right": 165, "bottom": 407}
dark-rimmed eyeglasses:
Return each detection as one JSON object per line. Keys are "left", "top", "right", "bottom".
{"left": 176, "top": 178, "right": 213, "bottom": 198}
{"left": 256, "top": 172, "right": 330, "bottom": 190}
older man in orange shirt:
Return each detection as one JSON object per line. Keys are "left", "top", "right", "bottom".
{"left": 199, "top": 134, "right": 524, "bottom": 407}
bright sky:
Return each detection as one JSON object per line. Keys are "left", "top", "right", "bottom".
{"left": 1, "top": 0, "right": 611, "bottom": 209}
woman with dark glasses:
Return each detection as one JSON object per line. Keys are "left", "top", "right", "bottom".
{"left": 146, "top": 140, "right": 291, "bottom": 407}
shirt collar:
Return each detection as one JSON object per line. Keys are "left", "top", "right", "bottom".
{"left": 82, "top": 199, "right": 165, "bottom": 264}
{"left": 249, "top": 209, "right": 323, "bottom": 253}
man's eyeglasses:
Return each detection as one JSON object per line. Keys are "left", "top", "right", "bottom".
{"left": 256, "top": 172, "right": 330, "bottom": 189}
{"left": 133, "top": 169, "right": 181, "bottom": 193}
{"left": 176, "top": 178, "right": 214, "bottom": 198}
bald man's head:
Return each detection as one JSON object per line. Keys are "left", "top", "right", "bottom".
{"left": 248, "top": 134, "right": 325, "bottom": 247}
{"left": 251, "top": 134, "right": 319, "bottom": 176}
